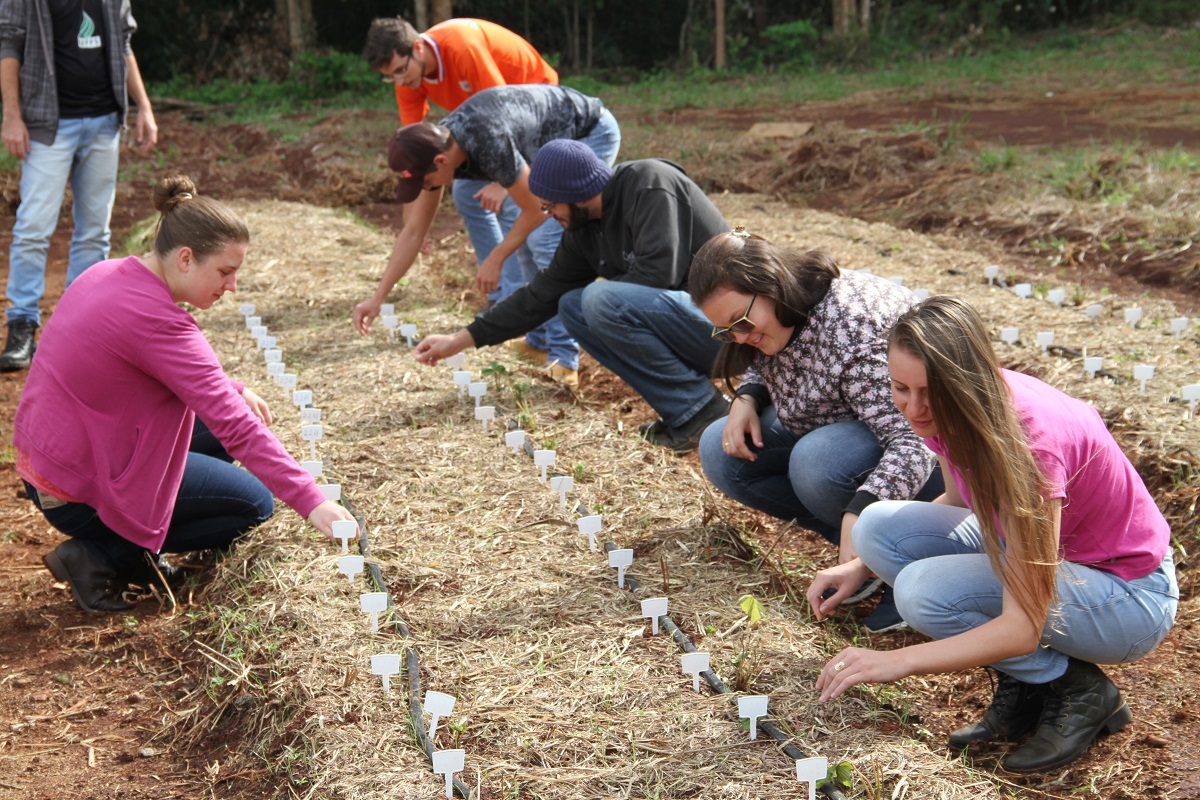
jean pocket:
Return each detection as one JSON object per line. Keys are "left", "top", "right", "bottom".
{"left": 1123, "top": 614, "right": 1175, "bottom": 662}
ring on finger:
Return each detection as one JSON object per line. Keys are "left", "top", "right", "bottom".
{"left": 834, "top": 660, "right": 846, "bottom": 672}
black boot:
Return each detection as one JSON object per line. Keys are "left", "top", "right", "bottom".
{"left": 1003, "top": 658, "right": 1132, "bottom": 773}
{"left": 948, "top": 669, "right": 1043, "bottom": 749}
{"left": 43, "top": 539, "right": 134, "bottom": 613}
{"left": 0, "top": 319, "right": 38, "bottom": 372}
{"left": 639, "top": 393, "right": 730, "bottom": 454}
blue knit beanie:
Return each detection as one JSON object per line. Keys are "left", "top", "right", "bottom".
{"left": 528, "top": 139, "right": 613, "bottom": 203}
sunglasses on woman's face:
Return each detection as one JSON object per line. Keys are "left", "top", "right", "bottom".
{"left": 711, "top": 294, "right": 758, "bottom": 343}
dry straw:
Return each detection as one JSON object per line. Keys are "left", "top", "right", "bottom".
{"left": 158, "top": 197, "right": 1195, "bottom": 800}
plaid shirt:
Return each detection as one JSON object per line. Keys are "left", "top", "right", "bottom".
{"left": 0, "top": 0, "right": 136, "bottom": 144}
{"left": 740, "top": 270, "right": 936, "bottom": 507}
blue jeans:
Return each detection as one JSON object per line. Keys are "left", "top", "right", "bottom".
{"left": 463, "top": 109, "right": 622, "bottom": 370}
{"left": 557, "top": 281, "right": 719, "bottom": 426}
{"left": 699, "top": 414, "right": 944, "bottom": 544}
{"left": 451, "top": 178, "right": 524, "bottom": 304}
{"left": 6, "top": 113, "right": 121, "bottom": 324}
{"left": 28, "top": 420, "right": 275, "bottom": 581}
{"left": 854, "top": 500, "right": 1179, "bottom": 683}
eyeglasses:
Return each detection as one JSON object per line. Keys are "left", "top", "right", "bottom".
{"left": 711, "top": 295, "right": 758, "bottom": 343}
{"left": 539, "top": 201, "right": 555, "bottom": 216}
{"left": 380, "top": 54, "right": 413, "bottom": 84}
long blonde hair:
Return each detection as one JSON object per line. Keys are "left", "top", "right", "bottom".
{"left": 889, "top": 296, "right": 1058, "bottom": 627}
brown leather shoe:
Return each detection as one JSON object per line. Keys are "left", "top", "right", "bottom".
{"left": 43, "top": 540, "right": 134, "bottom": 613}
{"left": 505, "top": 337, "right": 549, "bottom": 364}
{"left": 544, "top": 361, "right": 579, "bottom": 388}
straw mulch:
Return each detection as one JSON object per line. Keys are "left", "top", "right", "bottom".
{"left": 166, "top": 195, "right": 1197, "bottom": 800}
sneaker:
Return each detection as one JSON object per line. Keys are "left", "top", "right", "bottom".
{"left": 639, "top": 393, "right": 730, "bottom": 454}
{"left": 862, "top": 587, "right": 908, "bottom": 633}
{"left": 506, "top": 337, "right": 549, "bottom": 364}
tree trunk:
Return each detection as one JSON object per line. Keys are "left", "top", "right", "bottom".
{"left": 586, "top": 6, "right": 594, "bottom": 72}
{"left": 275, "top": 0, "right": 314, "bottom": 54}
{"left": 431, "top": 0, "right": 453, "bottom": 25}
{"left": 832, "top": 0, "right": 855, "bottom": 37}
{"left": 413, "top": 0, "right": 429, "bottom": 31}
{"left": 714, "top": 0, "right": 726, "bottom": 68}
{"left": 859, "top": 0, "right": 871, "bottom": 37}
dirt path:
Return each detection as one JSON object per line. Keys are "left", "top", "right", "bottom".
{"left": 1, "top": 85, "right": 1198, "bottom": 798}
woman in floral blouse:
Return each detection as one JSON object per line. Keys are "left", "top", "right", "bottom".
{"left": 689, "top": 228, "right": 942, "bottom": 632}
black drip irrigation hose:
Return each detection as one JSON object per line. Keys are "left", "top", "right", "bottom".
{"left": 340, "top": 492, "right": 477, "bottom": 800}
{"left": 509, "top": 424, "right": 848, "bottom": 800}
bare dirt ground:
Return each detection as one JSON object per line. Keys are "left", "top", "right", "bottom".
{"left": 1, "top": 82, "right": 1198, "bottom": 798}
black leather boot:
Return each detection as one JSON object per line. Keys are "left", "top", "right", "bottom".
{"left": 1003, "top": 657, "right": 1132, "bottom": 773}
{"left": 0, "top": 318, "right": 38, "bottom": 372}
{"left": 43, "top": 539, "right": 134, "bottom": 613}
{"left": 948, "top": 669, "right": 1043, "bottom": 749}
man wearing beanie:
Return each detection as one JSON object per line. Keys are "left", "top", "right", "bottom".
{"left": 414, "top": 139, "right": 731, "bottom": 453}
{"left": 354, "top": 84, "right": 621, "bottom": 386}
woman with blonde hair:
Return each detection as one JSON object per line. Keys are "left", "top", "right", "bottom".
{"left": 690, "top": 229, "right": 942, "bottom": 633}
{"left": 15, "top": 175, "right": 356, "bottom": 613}
{"left": 809, "top": 295, "right": 1177, "bottom": 772}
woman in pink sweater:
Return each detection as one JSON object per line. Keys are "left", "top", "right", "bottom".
{"left": 14, "top": 175, "right": 355, "bottom": 613}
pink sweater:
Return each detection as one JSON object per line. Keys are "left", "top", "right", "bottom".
{"left": 926, "top": 370, "right": 1169, "bottom": 581}
{"left": 14, "top": 256, "right": 326, "bottom": 552}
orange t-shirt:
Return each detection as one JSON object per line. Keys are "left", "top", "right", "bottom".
{"left": 394, "top": 18, "right": 558, "bottom": 125}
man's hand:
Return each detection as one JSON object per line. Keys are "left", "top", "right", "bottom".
{"left": 414, "top": 329, "right": 475, "bottom": 366}
{"left": 134, "top": 107, "right": 158, "bottom": 154}
{"left": 475, "top": 252, "right": 503, "bottom": 294}
{"left": 1, "top": 115, "right": 28, "bottom": 160}
{"left": 352, "top": 296, "right": 384, "bottom": 335}
{"left": 473, "top": 182, "right": 509, "bottom": 213}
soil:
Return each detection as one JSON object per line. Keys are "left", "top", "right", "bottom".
{"left": 2, "top": 81, "right": 1200, "bottom": 799}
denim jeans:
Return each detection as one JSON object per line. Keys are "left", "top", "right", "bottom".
{"left": 7, "top": 113, "right": 121, "bottom": 324}
{"left": 466, "top": 109, "right": 622, "bottom": 370}
{"left": 29, "top": 420, "right": 275, "bottom": 582}
{"left": 450, "top": 178, "right": 524, "bottom": 304}
{"left": 699, "top": 414, "right": 945, "bottom": 544}
{"left": 854, "top": 500, "right": 1180, "bottom": 683}
{"left": 557, "top": 281, "right": 720, "bottom": 426}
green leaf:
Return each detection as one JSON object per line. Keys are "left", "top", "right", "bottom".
{"left": 737, "top": 594, "right": 765, "bottom": 626}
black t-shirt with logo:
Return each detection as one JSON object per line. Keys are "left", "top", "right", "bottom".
{"left": 49, "top": 0, "right": 118, "bottom": 118}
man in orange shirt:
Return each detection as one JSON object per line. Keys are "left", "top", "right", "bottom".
{"left": 363, "top": 17, "right": 561, "bottom": 337}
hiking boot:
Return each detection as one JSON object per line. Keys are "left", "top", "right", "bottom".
{"left": 639, "top": 393, "right": 730, "bottom": 454}
{"left": 0, "top": 319, "right": 37, "bottom": 372}
{"left": 544, "top": 361, "right": 579, "bottom": 388}
{"left": 1003, "top": 658, "right": 1132, "bottom": 773}
{"left": 43, "top": 539, "right": 134, "bottom": 614}
{"left": 506, "top": 337, "right": 549, "bottom": 364}
{"left": 948, "top": 669, "right": 1044, "bottom": 750}
{"left": 862, "top": 586, "right": 908, "bottom": 633}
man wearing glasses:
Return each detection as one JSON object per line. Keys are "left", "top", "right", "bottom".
{"left": 414, "top": 139, "right": 731, "bottom": 453}
{"left": 361, "top": 17, "right": 558, "bottom": 316}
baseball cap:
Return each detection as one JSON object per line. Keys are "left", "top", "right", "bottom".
{"left": 387, "top": 122, "right": 446, "bottom": 203}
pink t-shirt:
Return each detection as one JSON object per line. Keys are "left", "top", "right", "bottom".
{"left": 925, "top": 370, "right": 1169, "bottom": 581}
{"left": 14, "top": 256, "right": 326, "bottom": 552}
